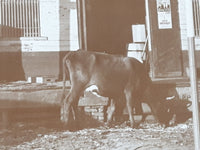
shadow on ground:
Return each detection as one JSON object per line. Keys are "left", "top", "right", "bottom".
{"left": 0, "top": 109, "right": 103, "bottom": 147}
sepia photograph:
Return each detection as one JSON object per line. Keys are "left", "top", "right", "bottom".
{"left": 0, "top": 0, "right": 199, "bottom": 149}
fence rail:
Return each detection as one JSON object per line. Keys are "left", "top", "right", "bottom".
{"left": 0, "top": 0, "right": 40, "bottom": 37}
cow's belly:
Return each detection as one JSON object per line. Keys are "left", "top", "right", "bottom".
{"left": 87, "top": 82, "right": 125, "bottom": 99}
{"left": 89, "top": 69, "right": 130, "bottom": 98}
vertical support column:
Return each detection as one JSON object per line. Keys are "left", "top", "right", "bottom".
{"left": 2, "top": 0, "right": 4, "bottom": 27}
{"left": 28, "top": 0, "right": 31, "bottom": 36}
{"left": 193, "top": 0, "right": 200, "bottom": 36}
{"left": 17, "top": 0, "right": 19, "bottom": 36}
{"left": 0, "top": 0, "right": 1, "bottom": 37}
{"left": 25, "top": 0, "right": 28, "bottom": 36}
{"left": 7, "top": 0, "right": 10, "bottom": 27}
{"left": 4, "top": 0, "right": 7, "bottom": 36}
{"left": 13, "top": 0, "right": 16, "bottom": 36}
{"left": 37, "top": 0, "right": 40, "bottom": 37}
{"left": 34, "top": 0, "right": 37, "bottom": 36}
{"left": 19, "top": 0, "right": 23, "bottom": 36}
{"left": 10, "top": 0, "right": 14, "bottom": 36}
{"left": 3, "top": 0, "right": 5, "bottom": 27}
{"left": 22, "top": 0, "right": 25, "bottom": 37}
{"left": 16, "top": 0, "right": 20, "bottom": 36}
{"left": 31, "top": 0, "right": 34, "bottom": 36}
{"left": 82, "top": 0, "right": 87, "bottom": 50}
{"left": 185, "top": 0, "right": 200, "bottom": 150}
{"left": 10, "top": 0, "right": 13, "bottom": 36}
{"left": 145, "top": 0, "right": 152, "bottom": 51}
{"left": 76, "top": 0, "right": 83, "bottom": 49}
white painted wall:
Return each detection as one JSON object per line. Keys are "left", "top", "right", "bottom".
{"left": 178, "top": 0, "right": 200, "bottom": 50}
{"left": 20, "top": 0, "right": 79, "bottom": 52}
{"left": 59, "top": 0, "right": 79, "bottom": 51}
{"left": 69, "top": 8, "right": 79, "bottom": 51}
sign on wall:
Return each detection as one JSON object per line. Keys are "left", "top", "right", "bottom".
{"left": 156, "top": 0, "right": 172, "bottom": 29}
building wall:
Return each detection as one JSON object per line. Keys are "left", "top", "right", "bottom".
{"left": 178, "top": 0, "right": 200, "bottom": 77}
{"left": 59, "top": 0, "right": 79, "bottom": 51}
{"left": 178, "top": 0, "right": 200, "bottom": 51}
{"left": 0, "top": 40, "right": 25, "bottom": 81}
{"left": 1, "top": 0, "right": 200, "bottom": 81}
{"left": 0, "top": 0, "right": 79, "bottom": 81}
{"left": 21, "top": 0, "right": 60, "bottom": 80}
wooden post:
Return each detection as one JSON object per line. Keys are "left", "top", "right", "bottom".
{"left": 185, "top": 0, "right": 200, "bottom": 150}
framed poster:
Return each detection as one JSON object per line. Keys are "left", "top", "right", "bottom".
{"left": 156, "top": 0, "right": 172, "bottom": 29}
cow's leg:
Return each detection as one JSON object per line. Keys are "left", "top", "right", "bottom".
{"left": 125, "top": 91, "right": 135, "bottom": 128}
{"left": 70, "top": 96, "right": 82, "bottom": 129}
{"left": 106, "top": 98, "right": 115, "bottom": 125}
{"left": 106, "top": 96, "right": 125, "bottom": 125}
{"left": 60, "top": 89, "right": 81, "bottom": 128}
{"left": 140, "top": 114, "right": 148, "bottom": 123}
{"left": 147, "top": 102, "right": 162, "bottom": 125}
{"left": 134, "top": 102, "right": 147, "bottom": 126}
{"left": 114, "top": 96, "right": 126, "bottom": 123}
{"left": 60, "top": 92, "right": 71, "bottom": 125}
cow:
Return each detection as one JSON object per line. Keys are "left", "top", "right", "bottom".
{"left": 159, "top": 99, "right": 192, "bottom": 126}
{"left": 60, "top": 50, "right": 170, "bottom": 128}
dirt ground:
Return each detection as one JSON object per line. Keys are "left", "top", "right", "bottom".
{"left": 0, "top": 81, "right": 195, "bottom": 149}
{"left": 0, "top": 116, "right": 194, "bottom": 150}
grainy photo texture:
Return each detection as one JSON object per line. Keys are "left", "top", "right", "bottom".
{"left": 0, "top": 0, "right": 199, "bottom": 149}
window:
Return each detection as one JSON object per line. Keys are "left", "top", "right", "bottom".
{"left": 193, "top": 0, "right": 200, "bottom": 37}
{"left": 0, "top": 0, "right": 40, "bottom": 37}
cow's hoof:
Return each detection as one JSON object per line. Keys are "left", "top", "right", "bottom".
{"left": 105, "top": 122, "right": 115, "bottom": 128}
{"left": 133, "top": 123, "right": 141, "bottom": 129}
{"left": 130, "top": 122, "right": 141, "bottom": 129}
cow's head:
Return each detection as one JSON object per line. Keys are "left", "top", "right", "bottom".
{"left": 156, "top": 97, "right": 192, "bottom": 127}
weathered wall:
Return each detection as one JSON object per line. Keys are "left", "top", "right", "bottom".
{"left": 0, "top": 40, "right": 25, "bottom": 81}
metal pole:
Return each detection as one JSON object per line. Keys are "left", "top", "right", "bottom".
{"left": 76, "top": 0, "right": 83, "bottom": 50}
{"left": 145, "top": 0, "right": 152, "bottom": 51}
{"left": 185, "top": 0, "right": 200, "bottom": 150}
{"left": 82, "top": 0, "right": 87, "bottom": 51}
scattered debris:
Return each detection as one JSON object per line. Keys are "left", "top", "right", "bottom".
{"left": 0, "top": 119, "right": 194, "bottom": 150}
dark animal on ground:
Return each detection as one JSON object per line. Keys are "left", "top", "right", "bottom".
{"left": 61, "top": 50, "right": 172, "bottom": 129}
{"left": 159, "top": 99, "right": 192, "bottom": 126}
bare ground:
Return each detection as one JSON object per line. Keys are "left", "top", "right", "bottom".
{"left": 0, "top": 82, "right": 194, "bottom": 149}
{"left": 0, "top": 117, "right": 194, "bottom": 150}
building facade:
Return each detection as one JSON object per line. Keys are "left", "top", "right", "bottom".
{"left": 0, "top": 0, "right": 79, "bottom": 81}
{"left": 0, "top": 0, "right": 199, "bottom": 83}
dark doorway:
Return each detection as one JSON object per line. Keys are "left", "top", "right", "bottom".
{"left": 77, "top": 0, "right": 145, "bottom": 56}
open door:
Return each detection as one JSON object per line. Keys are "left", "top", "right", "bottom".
{"left": 147, "top": 0, "right": 183, "bottom": 78}
{"left": 77, "top": 0, "right": 145, "bottom": 56}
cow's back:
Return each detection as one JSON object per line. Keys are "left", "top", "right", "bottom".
{"left": 64, "top": 51, "right": 97, "bottom": 84}
{"left": 91, "top": 53, "right": 133, "bottom": 97}
{"left": 65, "top": 50, "right": 151, "bottom": 99}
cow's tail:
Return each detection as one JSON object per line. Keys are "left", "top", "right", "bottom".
{"left": 61, "top": 53, "right": 70, "bottom": 102}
